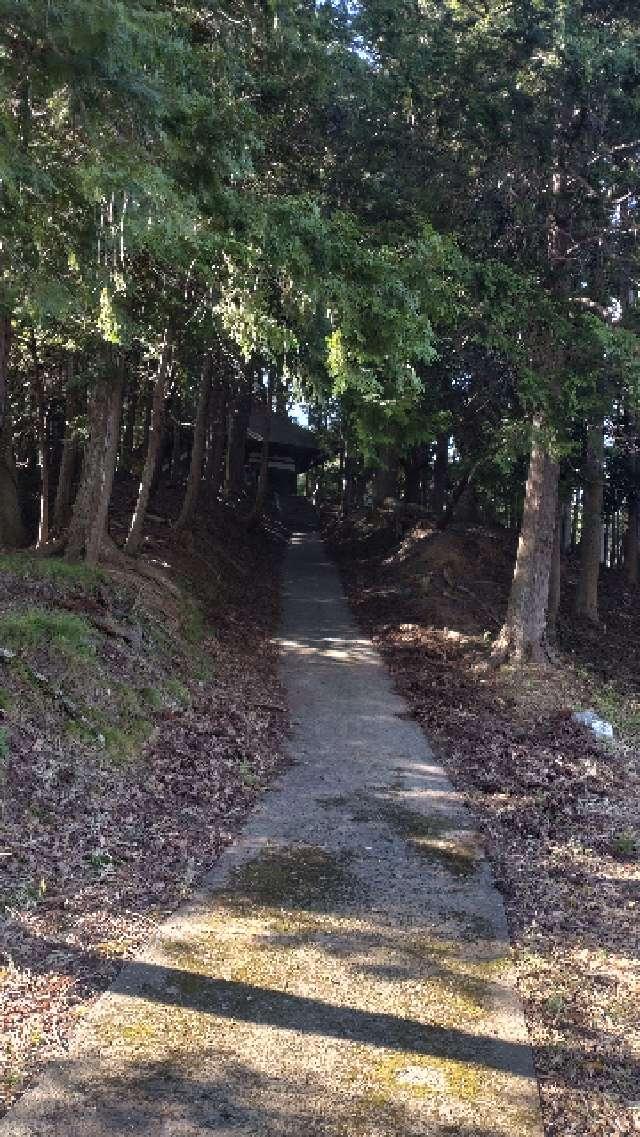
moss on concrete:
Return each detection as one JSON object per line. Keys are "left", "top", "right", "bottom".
{"left": 381, "top": 805, "right": 480, "bottom": 877}
{"left": 227, "top": 845, "right": 360, "bottom": 909}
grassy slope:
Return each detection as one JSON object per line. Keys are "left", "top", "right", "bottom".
{"left": 0, "top": 508, "right": 288, "bottom": 1114}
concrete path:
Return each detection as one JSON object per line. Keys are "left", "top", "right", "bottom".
{"left": 1, "top": 533, "right": 543, "bottom": 1137}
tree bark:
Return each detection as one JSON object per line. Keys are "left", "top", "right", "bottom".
{"left": 0, "top": 313, "right": 26, "bottom": 548}
{"left": 574, "top": 422, "right": 604, "bottom": 622}
{"left": 124, "top": 337, "right": 171, "bottom": 556}
{"left": 175, "top": 351, "right": 213, "bottom": 532}
{"left": 493, "top": 415, "right": 559, "bottom": 663}
{"left": 67, "top": 357, "right": 124, "bottom": 563}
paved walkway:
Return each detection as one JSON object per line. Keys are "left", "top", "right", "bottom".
{"left": 2, "top": 533, "right": 543, "bottom": 1136}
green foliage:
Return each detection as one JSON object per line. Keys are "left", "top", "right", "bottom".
{"left": 0, "top": 609, "right": 94, "bottom": 656}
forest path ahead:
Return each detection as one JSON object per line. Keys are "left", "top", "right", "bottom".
{"left": 2, "top": 533, "right": 543, "bottom": 1137}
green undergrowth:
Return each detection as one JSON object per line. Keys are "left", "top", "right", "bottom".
{"left": 0, "top": 552, "right": 106, "bottom": 588}
{"left": 0, "top": 609, "right": 95, "bottom": 656}
{"left": 0, "top": 553, "right": 208, "bottom": 767}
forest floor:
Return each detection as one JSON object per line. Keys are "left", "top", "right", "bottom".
{"left": 328, "top": 510, "right": 640, "bottom": 1137}
{"left": 0, "top": 486, "right": 289, "bottom": 1116}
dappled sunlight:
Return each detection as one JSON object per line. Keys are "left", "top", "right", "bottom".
{"left": 277, "top": 635, "right": 378, "bottom": 666}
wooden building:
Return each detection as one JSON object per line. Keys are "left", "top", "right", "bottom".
{"left": 246, "top": 402, "right": 322, "bottom": 496}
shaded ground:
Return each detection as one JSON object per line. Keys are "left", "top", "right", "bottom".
{"left": 328, "top": 511, "right": 640, "bottom": 1137}
{"left": 0, "top": 532, "right": 542, "bottom": 1137}
{"left": 0, "top": 498, "right": 288, "bottom": 1114}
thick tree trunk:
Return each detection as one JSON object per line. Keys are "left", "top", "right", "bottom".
{"left": 574, "top": 423, "right": 604, "bottom": 622}
{"left": 67, "top": 359, "right": 124, "bottom": 563}
{"left": 125, "top": 339, "right": 171, "bottom": 556}
{"left": 493, "top": 416, "right": 559, "bottom": 663}
{"left": 0, "top": 313, "right": 26, "bottom": 548}
{"left": 0, "top": 411, "right": 26, "bottom": 549}
{"left": 175, "top": 351, "right": 213, "bottom": 532}
{"left": 432, "top": 432, "right": 448, "bottom": 519}
{"left": 225, "top": 364, "right": 253, "bottom": 499}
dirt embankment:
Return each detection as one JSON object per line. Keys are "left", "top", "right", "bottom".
{"left": 0, "top": 499, "right": 288, "bottom": 1115}
{"left": 329, "top": 511, "right": 640, "bottom": 1137}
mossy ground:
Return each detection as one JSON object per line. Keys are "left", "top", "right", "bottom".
{"left": 0, "top": 553, "right": 208, "bottom": 767}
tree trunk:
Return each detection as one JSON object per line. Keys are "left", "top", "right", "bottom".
{"left": 225, "top": 364, "right": 253, "bottom": 499}
{"left": 249, "top": 372, "right": 274, "bottom": 524}
{"left": 67, "top": 358, "right": 124, "bottom": 562}
{"left": 53, "top": 359, "right": 82, "bottom": 533}
{"left": 121, "top": 383, "right": 137, "bottom": 474}
{"left": 493, "top": 416, "right": 559, "bottom": 663}
{"left": 432, "top": 432, "right": 448, "bottom": 519}
{"left": 547, "top": 496, "right": 563, "bottom": 640}
{"left": 560, "top": 496, "right": 572, "bottom": 553}
{"left": 175, "top": 351, "right": 213, "bottom": 532}
{"left": 204, "top": 371, "right": 229, "bottom": 495}
{"left": 29, "top": 331, "right": 50, "bottom": 548}
{"left": 0, "top": 313, "right": 26, "bottom": 548}
{"left": 124, "top": 338, "right": 171, "bottom": 556}
{"left": 169, "top": 412, "right": 181, "bottom": 484}
{"left": 372, "top": 447, "right": 397, "bottom": 507}
{"left": 574, "top": 422, "right": 604, "bottom": 622}
{"left": 403, "top": 445, "right": 425, "bottom": 505}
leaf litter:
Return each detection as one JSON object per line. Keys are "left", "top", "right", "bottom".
{"left": 330, "top": 512, "right": 640, "bottom": 1137}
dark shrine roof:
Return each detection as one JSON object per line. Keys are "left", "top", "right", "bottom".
{"left": 248, "top": 401, "right": 320, "bottom": 454}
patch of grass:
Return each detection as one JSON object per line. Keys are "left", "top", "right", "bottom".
{"left": 229, "top": 845, "right": 360, "bottom": 909}
{"left": 65, "top": 703, "right": 153, "bottom": 763}
{"left": 140, "top": 685, "right": 164, "bottom": 711}
{"left": 610, "top": 830, "right": 638, "bottom": 861}
{"left": 575, "top": 670, "right": 640, "bottom": 742}
{"left": 0, "top": 609, "right": 94, "bottom": 657}
{"left": 181, "top": 598, "right": 205, "bottom": 645}
{"left": 0, "top": 727, "right": 9, "bottom": 762}
{"left": 100, "top": 719, "right": 153, "bottom": 764}
{"left": 0, "top": 553, "right": 105, "bottom": 588}
{"left": 164, "top": 678, "right": 191, "bottom": 708}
